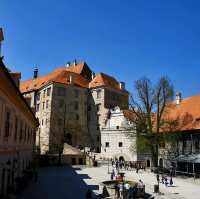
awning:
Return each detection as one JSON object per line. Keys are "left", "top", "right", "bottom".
{"left": 174, "top": 154, "right": 200, "bottom": 163}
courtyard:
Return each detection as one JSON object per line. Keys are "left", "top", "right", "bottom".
{"left": 15, "top": 164, "right": 200, "bottom": 199}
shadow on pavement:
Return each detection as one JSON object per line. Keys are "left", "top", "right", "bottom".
{"left": 16, "top": 166, "right": 99, "bottom": 199}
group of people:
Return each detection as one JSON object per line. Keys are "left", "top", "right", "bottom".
{"left": 111, "top": 168, "right": 124, "bottom": 181}
{"left": 111, "top": 159, "right": 146, "bottom": 173}
{"left": 113, "top": 180, "right": 145, "bottom": 199}
{"left": 157, "top": 173, "right": 174, "bottom": 187}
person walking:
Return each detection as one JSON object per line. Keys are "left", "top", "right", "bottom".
{"left": 156, "top": 173, "right": 160, "bottom": 184}
{"left": 164, "top": 176, "right": 168, "bottom": 187}
{"left": 119, "top": 183, "right": 123, "bottom": 199}
{"left": 115, "top": 183, "right": 120, "bottom": 198}
{"left": 124, "top": 182, "right": 130, "bottom": 198}
{"left": 111, "top": 170, "right": 114, "bottom": 180}
{"left": 170, "top": 177, "right": 173, "bottom": 186}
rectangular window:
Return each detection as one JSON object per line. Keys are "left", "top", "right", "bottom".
{"left": 75, "top": 114, "right": 79, "bottom": 120}
{"left": 74, "top": 89, "right": 79, "bottom": 98}
{"left": 195, "top": 140, "right": 199, "bottom": 151}
{"left": 5, "top": 111, "right": 10, "bottom": 137}
{"left": 43, "top": 90, "right": 46, "bottom": 98}
{"left": 74, "top": 101, "right": 79, "bottom": 110}
{"left": 47, "top": 87, "right": 51, "bottom": 96}
{"left": 43, "top": 102, "right": 45, "bottom": 110}
{"left": 36, "top": 93, "right": 40, "bottom": 101}
{"left": 105, "top": 142, "right": 109, "bottom": 147}
{"left": 97, "top": 90, "right": 101, "bottom": 99}
{"left": 182, "top": 140, "right": 187, "bottom": 154}
{"left": 119, "top": 142, "right": 123, "bottom": 147}
{"left": 36, "top": 104, "right": 40, "bottom": 112}
{"left": 57, "top": 87, "right": 65, "bottom": 96}
{"left": 46, "top": 100, "right": 49, "bottom": 109}
{"left": 14, "top": 117, "right": 18, "bottom": 140}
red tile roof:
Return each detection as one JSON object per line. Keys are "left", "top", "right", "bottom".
{"left": 163, "top": 95, "right": 200, "bottom": 131}
{"left": 20, "top": 63, "right": 89, "bottom": 92}
{"left": 20, "top": 63, "right": 125, "bottom": 93}
{"left": 123, "top": 110, "right": 136, "bottom": 122}
{"left": 89, "top": 73, "right": 121, "bottom": 90}
{"left": 65, "top": 63, "right": 85, "bottom": 74}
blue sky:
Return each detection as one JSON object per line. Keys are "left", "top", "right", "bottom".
{"left": 1, "top": 0, "right": 200, "bottom": 97}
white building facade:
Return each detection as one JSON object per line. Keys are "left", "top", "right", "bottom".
{"left": 100, "top": 107, "right": 137, "bottom": 161}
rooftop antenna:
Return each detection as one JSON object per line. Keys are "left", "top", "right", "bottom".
{"left": 0, "top": 28, "right": 4, "bottom": 58}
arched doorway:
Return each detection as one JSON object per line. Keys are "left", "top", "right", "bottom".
{"left": 147, "top": 159, "right": 150, "bottom": 167}
{"left": 119, "top": 156, "right": 124, "bottom": 162}
{"left": 159, "top": 158, "right": 163, "bottom": 168}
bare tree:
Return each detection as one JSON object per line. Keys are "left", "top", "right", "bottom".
{"left": 130, "top": 76, "right": 174, "bottom": 168}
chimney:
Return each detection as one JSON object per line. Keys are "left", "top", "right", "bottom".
{"left": 10, "top": 72, "right": 21, "bottom": 88}
{"left": 33, "top": 67, "right": 38, "bottom": 79}
{"left": 69, "top": 75, "right": 73, "bottom": 84}
{"left": 73, "top": 59, "right": 77, "bottom": 66}
{"left": 176, "top": 92, "right": 182, "bottom": 105}
{"left": 65, "top": 62, "right": 70, "bottom": 68}
{"left": 119, "top": 82, "right": 125, "bottom": 90}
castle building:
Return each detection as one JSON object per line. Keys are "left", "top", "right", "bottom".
{"left": 158, "top": 94, "right": 200, "bottom": 176}
{"left": 100, "top": 107, "right": 137, "bottom": 161}
{"left": 0, "top": 58, "right": 38, "bottom": 197}
{"left": 20, "top": 62, "right": 129, "bottom": 154}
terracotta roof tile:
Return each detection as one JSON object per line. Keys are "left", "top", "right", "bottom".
{"left": 89, "top": 73, "right": 121, "bottom": 90}
{"left": 123, "top": 110, "right": 136, "bottom": 122}
{"left": 20, "top": 63, "right": 88, "bottom": 92}
{"left": 65, "top": 63, "right": 85, "bottom": 74}
{"left": 163, "top": 95, "right": 200, "bottom": 131}
{"left": 20, "top": 63, "right": 125, "bottom": 93}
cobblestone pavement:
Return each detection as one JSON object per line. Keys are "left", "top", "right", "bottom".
{"left": 16, "top": 165, "right": 200, "bottom": 199}
{"left": 75, "top": 164, "right": 200, "bottom": 199}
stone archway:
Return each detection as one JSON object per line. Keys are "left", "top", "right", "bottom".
{"left": 113, "top": 153, "right": 131, "bottom": 161}
{"left": 147, "top": 159, "right": 151, "bottom": 167}
{"left": 119, "top": 156, "right": 124, "bottom": 162}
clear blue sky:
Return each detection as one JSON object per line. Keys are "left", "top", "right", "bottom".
{"left": 1, "top": 0, "right": 200, "bottom": 97}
